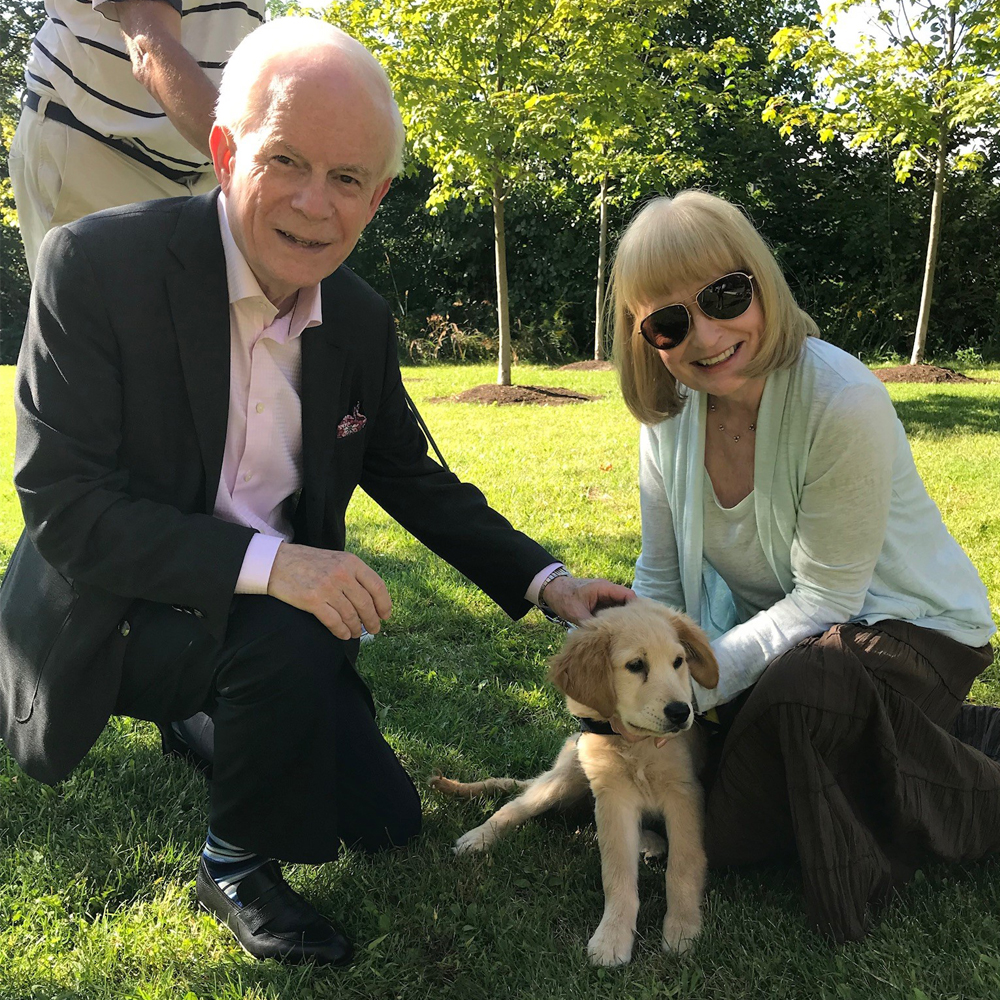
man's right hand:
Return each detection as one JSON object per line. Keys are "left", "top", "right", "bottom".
{"left": 267, "top": 543, "right": 392, "bottom": 640}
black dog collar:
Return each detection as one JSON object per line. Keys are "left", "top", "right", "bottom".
{"left": 575, "top": 716, "right": 618, "bottom": 736}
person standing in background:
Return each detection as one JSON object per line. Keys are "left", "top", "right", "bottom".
{"left": 8, "top": 0, "right": 266, "bottom": 278}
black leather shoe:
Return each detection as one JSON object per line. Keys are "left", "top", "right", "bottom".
{"left": 196, "top": 857, "right": 353, "bottom": 965}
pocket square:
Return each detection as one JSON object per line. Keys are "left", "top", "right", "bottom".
{"left": 337, "top": 403, "right": 367, "bottom": 439}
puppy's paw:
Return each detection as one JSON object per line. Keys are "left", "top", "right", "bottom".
{"left": 453, "top": 825, "right": 494, "bottom": 854}
{"left": 662, "top": 910, "right": 701, "bottom": 955}
{"left": 587, "top": 919, "right": 635, "bottom": 966}
{"left": 639, "top": 828, "right": 668, "bottom": 860}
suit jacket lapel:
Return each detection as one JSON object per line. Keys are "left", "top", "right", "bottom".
{"left": 166, "top": 191, "right": 231, "bottom": 511}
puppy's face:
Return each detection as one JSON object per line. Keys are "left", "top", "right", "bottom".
{"left": 547, "top": 598, "right": 719, "bottom": 737}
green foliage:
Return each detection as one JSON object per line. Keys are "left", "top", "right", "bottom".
{"left": 331, "top": 0, "right": 757, "bottom": 381}
{"left": 766, "top": 0, "right": 1000, "bottom": 361}
{"left": 767, "top": 0, "right": 1000, "bottom": 182}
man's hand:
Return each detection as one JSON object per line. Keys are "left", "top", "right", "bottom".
{"left": 267, "top": 542, "right": 392, "bottom": 640}
{"left": 539, "top": 575, "right": 634, "bottom": 626}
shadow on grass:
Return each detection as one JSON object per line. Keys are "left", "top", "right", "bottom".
{"left": 893, "top": 394, "right": 1000, "bottom": 437}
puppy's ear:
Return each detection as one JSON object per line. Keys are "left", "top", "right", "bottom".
{"left": 547, "top": 624, "right": 616, "bottom": 719}
{"left": 671, "top": 613, "right": 719, "bottom": 690}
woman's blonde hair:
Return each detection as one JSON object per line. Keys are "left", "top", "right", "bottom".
{"left": 609, "top": 190, "right": 818, "bottom": 425}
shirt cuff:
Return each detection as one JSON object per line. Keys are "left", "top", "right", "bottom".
{"left": 235, "top": 534, "right": 283, "bottom": 595}
{"left": 525, "top": 562, "right": 565, "bottom": 606}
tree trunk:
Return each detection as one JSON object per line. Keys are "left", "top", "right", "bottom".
{"left": 493, "top": 175, "right": 512, "bottom": 386}
{"left": 593, "top": 173, "right": 609, "bottom": 361}
{"left": 911, "top": 14, "right": 955, "bottom": 366}
{"left": 910, "top": 135, "right": 947, "bottom": 365}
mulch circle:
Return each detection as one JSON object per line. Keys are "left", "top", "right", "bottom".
{"left": 431, "top": 384, "right": 601, "bottom": 405}
{"left": 875, "top": 364, "right": 975, "bottom": 384}
{"left": 558, "top": 360, "right": 613, "bottom": 371}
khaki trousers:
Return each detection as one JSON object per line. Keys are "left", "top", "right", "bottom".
{"left": 8, "top": 100, "right": 217, "bottom": 278}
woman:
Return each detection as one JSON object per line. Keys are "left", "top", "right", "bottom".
{"left": 609, "top": 189, "right": 998, "bottom": 942}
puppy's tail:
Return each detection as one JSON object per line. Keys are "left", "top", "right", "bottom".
{"left": 429, "top": 774, "right": 531, "bottom": 799}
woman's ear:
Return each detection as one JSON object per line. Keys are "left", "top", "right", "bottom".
{"left": 547, "top": 624, "right": 616, "bottom": 719}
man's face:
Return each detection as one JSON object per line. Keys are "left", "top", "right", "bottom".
{"left": 211, "top": 60, "right": 393, "bottom": 310}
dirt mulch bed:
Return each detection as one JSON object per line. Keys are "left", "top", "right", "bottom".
{"left": 431, "top": 384, "right": 601, "bottom": 406}
{"left": 558, "top": 360, "right": 613, "bottom": 371}
{"left": 875, "top": 364, "right": 975, "bottom": 384}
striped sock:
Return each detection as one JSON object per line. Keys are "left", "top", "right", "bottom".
{"left": 202, "top": 829, "right": 267, "bottom": 906}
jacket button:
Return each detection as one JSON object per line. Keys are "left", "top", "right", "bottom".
{"left": 118, "top": 619, "right": 130, "bottom": 637}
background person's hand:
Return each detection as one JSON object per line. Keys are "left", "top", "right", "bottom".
{"left": 267, "top": 542, "right": 392, "bottom": 639}
{"left": 540, "top": 575, "right": 634, "bottom": 626}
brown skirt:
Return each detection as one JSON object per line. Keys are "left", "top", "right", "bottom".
{"left": 703, "top": 620, "right": 998, "bottom": 942}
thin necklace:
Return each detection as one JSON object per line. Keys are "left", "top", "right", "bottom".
{"left": 708, "top": 400, "right": 756, "bottom": 443}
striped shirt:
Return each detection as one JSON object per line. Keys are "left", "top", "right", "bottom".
{"left": 24, "top": 0, "right": 265, "bottom": 179}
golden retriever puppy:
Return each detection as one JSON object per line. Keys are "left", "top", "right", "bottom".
{"left": 431, "top": 597, "right": 719, "bottom": 966}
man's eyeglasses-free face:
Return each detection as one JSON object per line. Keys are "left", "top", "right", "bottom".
{"left": 638, "top": 271, "right": 755, "bottom": 351}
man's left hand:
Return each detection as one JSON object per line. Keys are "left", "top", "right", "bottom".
{"left": 539, "top": 575, "right": 634, "bottom": 626}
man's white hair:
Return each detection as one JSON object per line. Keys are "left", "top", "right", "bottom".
{"left": 216, "top": 17, "right": 405, "bottom": 179}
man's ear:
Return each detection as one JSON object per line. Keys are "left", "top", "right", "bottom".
{"left": 547, "top": 624, "right": 615, "bottom": 719}
{"left": 210, "top": 124, "right": 236, "bottom": 190}
{"left": 365, "top": 177, "right": 392, "bottom": 225}
{"left": 669, "top": 612, "right": 719, "bottom": 690}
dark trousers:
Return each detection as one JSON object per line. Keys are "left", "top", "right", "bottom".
{"left": 703, "top": 620, "right": 996, "bottom": 941}
{"left": 113, "top": 595, "right": 421, "bottom": 863}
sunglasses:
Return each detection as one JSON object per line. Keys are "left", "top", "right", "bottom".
{"left": 638, "top": 271, "right": 755, "bottom": 351}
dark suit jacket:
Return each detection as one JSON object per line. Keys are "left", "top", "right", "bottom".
{"left": 0, "top": 190, "right": 554, "bottom": 784}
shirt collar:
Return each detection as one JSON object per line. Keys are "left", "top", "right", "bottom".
{"left": 217, "top": 193, "right": 323, "bottom": 339}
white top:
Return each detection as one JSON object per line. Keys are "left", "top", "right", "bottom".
{"left": 635, "top": 337, "right": 996, "bottom": 713}
{"left": 24, "top": 0, "right": 265, "bottom": 177}
{"left": 702, "top": 475, "right": 782, "bottom": 623}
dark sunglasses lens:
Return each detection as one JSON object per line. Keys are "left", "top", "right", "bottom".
{"left": 697, "top": 273, "right": 753, "bottom": 319}
{"left": 641, "top": 305, "right": 688, "bottom": 348}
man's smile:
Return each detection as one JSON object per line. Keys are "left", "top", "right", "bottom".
{"left": 277, "top": 229, "right": 329, "bottom": 248}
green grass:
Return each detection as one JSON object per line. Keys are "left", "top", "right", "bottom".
{"left": 1, "top": 361, "right": 999, "bottom": 1000}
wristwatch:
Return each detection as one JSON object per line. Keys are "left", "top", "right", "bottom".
{"left": 537, "top": 566, "right": 571, "bottom": 624}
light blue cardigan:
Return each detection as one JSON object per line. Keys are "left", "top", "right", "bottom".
{"left": 634, "top": 338, "right": 995, "bottom": 712}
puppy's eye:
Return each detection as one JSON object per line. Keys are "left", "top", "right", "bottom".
{"left": 673, "top": 656, "right": 684, "bottom": 670}
{"left": 625, "top": 658, "right": 646, "bottom": 674}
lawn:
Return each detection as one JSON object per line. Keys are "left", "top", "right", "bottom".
{"left": 0, "top": 361, "right": 999, "bottom": 1000}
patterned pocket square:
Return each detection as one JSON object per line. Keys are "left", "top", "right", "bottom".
{"left": 337, "top": 403, "right": 367, "bottom": 439}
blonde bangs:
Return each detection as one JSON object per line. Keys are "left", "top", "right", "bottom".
{"left": 613, "top": 197, "right": 744, "bottom": 321}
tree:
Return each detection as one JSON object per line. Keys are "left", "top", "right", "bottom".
{"left": 766, "top": 0, "right": 1000, "bottom": 363}
{"left": 570, "top": 34, "right": 749, "bottom": 359}
{"left": 333, "top": 0, "right": 688, "bottom": 383}
{"left": 522, "top": 4, "right": 750, "bottom": 360}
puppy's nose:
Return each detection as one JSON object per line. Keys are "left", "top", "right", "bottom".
{"left": 664, "top": 702, "right": 691, "bottom": 727}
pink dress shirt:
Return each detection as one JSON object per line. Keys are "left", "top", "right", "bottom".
{"left": 215, "top": 195, "right": 321, "bottom": 593}
{"left": 214, "top": 194, "right": 560, "bottom": 604}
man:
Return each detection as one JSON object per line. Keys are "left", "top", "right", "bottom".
{"left": 9, "top": 0, "right": 266, "bottom": 277}
{"left": 0, "top": 19, "right": 632, "bottom": 966}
